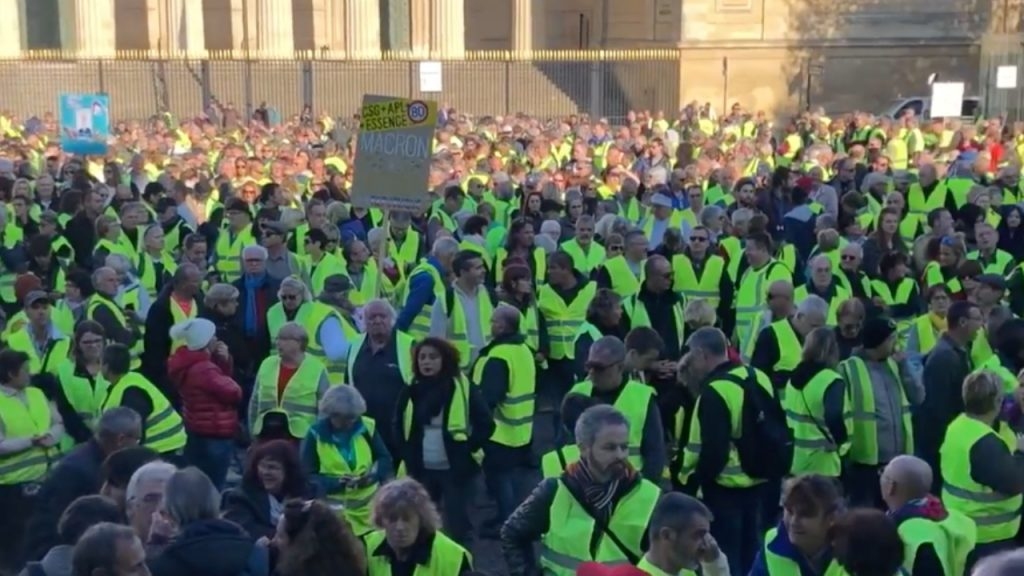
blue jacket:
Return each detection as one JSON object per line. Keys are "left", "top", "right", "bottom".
{"left": 749, "top": 521, "right": 836, "bottom": 576}
{"left": 300, "top": 417, "right": 394, "bottom": 495}
{"left": 395, "top": 256, "right": 444, "bottom": 332}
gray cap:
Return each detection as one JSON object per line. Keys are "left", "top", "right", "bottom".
{"left": 322, "top": 274, "right": 353, "bottom": 294}
{"left": 24, "top": 290, "right": 50, "bottom": 307}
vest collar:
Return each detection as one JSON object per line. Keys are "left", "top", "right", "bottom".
{"left": 372, "top": 529, "right": 437, "bottom": 566}
{"left": 766, "top": 521, "right": 835, "bottom": 575}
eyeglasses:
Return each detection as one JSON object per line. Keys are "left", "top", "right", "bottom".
{"left": 609, "top": 245, "right": 623, "bottom": 251}
{"left": 690, "top": 236, "right": 708, "bottom": 243}
{"left": 841, "top": 254, "right": 857, "bottom": 261}
{"left": 280, "top": 294, "right": 299, "bottom": 301}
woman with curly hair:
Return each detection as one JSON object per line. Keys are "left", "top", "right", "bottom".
{"left": 271, "top": 499, "right": 365, "bottom": 576}
{"left": 365, "top": 477, "right": 473, "bottom": 576}
{"left": 222, "top": 440, "right": 314, "bottom": 541}
{"left": 391, "top": 337, "right": 494, "bottom": 546}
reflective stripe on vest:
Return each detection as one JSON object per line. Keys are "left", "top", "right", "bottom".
{"left": 840, "top": 356, "right": 913, "bottom": 466}
{"left": 253, "top": 355, "right": 324, "bottom": 439}
{"left": 538, "top": 281, "right": 596, "bottom": 361}
{"left": 471, "top": 341, "right": 536, "bottom": 448}
{"left": 569, "top": 380, "right": 651, "bottom": 469}
{"left": 940, "top": 414, "right": 1022, "bottom": 544}
{"left": 0, "top": 386, "right": 51, "bottom": 484}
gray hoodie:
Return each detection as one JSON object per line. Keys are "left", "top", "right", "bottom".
{"left": 19, "top": 545, "right": 73, "bottom": 576}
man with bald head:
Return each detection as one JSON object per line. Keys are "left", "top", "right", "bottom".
{"left": 567, "top": 335, "right": 665, "bottom": 482}
{"left": 472, "top": 304, "right": 538, "bottom": 530}
{"left": 624, "top": 255, "right": 686, "bottom": 389}
{"left": 881, "top": 455, "right": 977, "bottom": 576}
{"left": 141, "top": 262, "right": 203, "bottom": 395}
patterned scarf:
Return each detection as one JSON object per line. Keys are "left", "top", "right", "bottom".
{"left": 564, "top": 458, "right": 637, "bottom": 522}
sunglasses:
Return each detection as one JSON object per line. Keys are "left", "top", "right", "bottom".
{"left": 690, "top": 236, "right": 708, "bottom": 243}
{"left": 841, "top": 254, "right": 857, "bottom": 261}
{"left": 608, "top": 245, "right": 624, "bottom": 251}
{"left": 280, "top": 294, "right": 299, "bottom": 301}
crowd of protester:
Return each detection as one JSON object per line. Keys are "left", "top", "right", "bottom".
{"left": 1, "top": 100, "right": 1024, "bottom": 576}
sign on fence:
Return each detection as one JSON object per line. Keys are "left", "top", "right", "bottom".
{"left": 351, "top": 94, "right": 438, "bottom": 212}
{"left": 998, "top": 65, "right": 1019, "bottom": 89}
{"left": 59, "top": 93, "right": 110, "bottom": 156}
{"left": 419, "top": 61, "right": 443, "bottom": 93}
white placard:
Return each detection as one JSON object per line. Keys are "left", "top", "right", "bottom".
{"left": 419, "top": 61, "right": 443, "bottom": 93}
{"left": 929, "top": 82, "right": 965, "bottom": 118}
{"left": 998, "top": 65, "right": 1018, "bottom": 89}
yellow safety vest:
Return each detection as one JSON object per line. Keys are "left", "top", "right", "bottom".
{"left": 793, "top": 283, "right": 850, "bottom": 326}
{"left": 783, "top": 368, "right": 851, "bottom": 477}
{"left": 314, "top": 416, "right": 380, "bottom": 536}
{"left": 214, "top": 224, "right": 254, "bottom": 283}
{"left": 967, "top": 249, "right": 1015, "bottom": 276}
{"left": 766, "top": 319, "right": 803, "bottom": 375}
{"left": 537, "top": 281, "right": 596, "bottom": 361}
{"left": 601, "top": 255, "right": 644, "bottom": 298}
{"left": 907, "top": 181, "right": 950, "bottom": 218}
{"left": 0, "top": 386, "right": 52, "bottom": 484}
{"left": 672, "top": 253, "right": 725, "bottom": 307}
{"left": 897, "top": 510, "right": 976, "bottom": 576}
{"left": 267, "top": 302, "right": 314, "bottom": 342}
{"left": 493, "top": 247, "right": 546, "bottom": 285}
{"left": 471, "top": 339, "right": 536, "bottom": 448}
{"left": 571, "top": 322, "right": 603, "bottom": 361}
{"left": 85, "top": 294, "right": 142, "bottom": 368}
{"left": 541, "top": 444, "right": 580, "bottom": 479}
{"left": 56, "top": 360, "right": 109, "bottom": 452}
{"left": 168, "top": 297, "right": 198, "bottom": 353}
{"left": 761, "top": 527, "right": 857, "bottom": 575}
{"left": 569, "top": 380, "right": 652, "bottom": 470}
{"left": 622, "top": 293, "right": 685, "bottom": 339}
{"left": 838, "top": 356, "right": 913, "bottom": 466}
{"left": 308, "top": 252, "right": 346, "bottom": 297}
{"left": 735, "top": 261, "right": 791, "bottom": 355}
{"left": 637, "top": 556, "right": 697, "bottom": 576}
{"left": 400, "top": 375, "right": 481, "bottom": 469}
{"left": 560, "top": 239, "right": 606, "bottom": 276}
{"left": 364, "top": 528, "right": 471, "bottom": 576}
{"left": 679, "top": 366, "right": 773, "bottom": 488}
{"left": 252, "top": 355, "right": 325, "bottom": 439}
{"left": 6, "top": 328, "right": 70, "bottom": 376}
{"left": 138, "top": 253, "right": 178, "bottom": 300}
{"left": 940, "top": 414, "right": 1022, "bottom": 544}
{"left": 102, "top": 372, "right": 186, "bottom": 453}
{"left": 976, "top": 355, "right": 1018, "bottom": 393}
{"left": 388, "top": 229, "right": 422, "bottom": 272}
{"left": 908, "top": 315, "right": 941, "bottom": 358}
{"left": 540, "top": 478, "right": 660, "bottom": 576}
{"left": 346, "top": 330, "right": 415, "bottom": 388}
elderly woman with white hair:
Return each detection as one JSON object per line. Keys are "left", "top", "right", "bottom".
{"left": 300, "top": 384, "right": 393, "bottom": 536}
{"left": 249, "top": 321, "right": 331, "bottom": 444}
{"left": 105, "top": 253, "right": 152, "bottom": 320}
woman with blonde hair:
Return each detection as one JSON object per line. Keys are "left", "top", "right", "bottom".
{"left": 364, "top": 477, "right": 473, "bottom": 576}
{"left": 940, "top": 370, "right": 1024, "bottom": 569}
{"left": 782, "top": 327, "right": 851, "bottom": 477}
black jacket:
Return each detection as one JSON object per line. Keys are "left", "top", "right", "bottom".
{"left": 221, "top": 482, "right": 317, "bottom": 541}
{"left": 142, "top": 287, "right": 204, "bottom": 404}
{"left": 916, "top": 334, "right": 972, "bottom": 490}
{"left": 24, "top": 439, "right": 106, "bottom": 561}
{"left": 392, "top": 377, "right": 495, "bottom": 478}
{"left": 500, "top": 475, "right": 655, "bottom": 576}
{"left": 148, "top": 518, "right": 269, "bottom": 576}
{"left": 202, "top": 307, "right": 252, "bottom": 383}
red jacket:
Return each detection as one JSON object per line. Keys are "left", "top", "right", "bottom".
{"left": 167, "top": 348, "right": 242, "bottom": 438}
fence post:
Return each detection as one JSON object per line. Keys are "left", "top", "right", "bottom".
{"left": 200, "top": 60, "right": 212, "bottom": 112}
{"left": 96, "top": 60, "right": 106, "bottom": 94}
{"left": 504, "top": 60, "right": 512, "bottom": 115}
{"left": 244, "top": 58, "right": 254, "bottom": 119}
{"left": 588, "top": 55, "right": 603, "bottom": 117}
{"left": 302, "top": 60, "right": 314, "bottom": 111}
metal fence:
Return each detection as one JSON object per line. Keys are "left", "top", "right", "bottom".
{"left": 0, "top": 50, "right": 682, "bottom": 122}
{"left": 980, "top": 33, "right": 1024, "bottom": 120}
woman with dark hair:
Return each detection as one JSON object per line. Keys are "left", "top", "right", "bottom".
{"left": 831, "top": 508, "right": 905, "bottom": 576}
{"left": 511, "top": 190, "right": 544, "bottom": 227}
{"left": 222, "top": 440, "right": 313, "bottom": 541}
{"left": 54, "top": 320, "right": 109, "bottom": 449}
{"left": 391, "top": 337, "right": 494, "bottom": 546}
{"left": 364, "top": 477, "right": 472, "bottom": 576}
{"left": 862, "top": 207, "right": 910, "bottom": 277}
{"left": 270, "top": 499, "right": 365, "bottom": 576}
{"left": 498, "top": 263, "right": 548, "bottom": 360}
{"left": 491, "top": 218, "right": 545, "bottom": 285}
{"left": 997, "top": 204, "right": 1024, "bottom": 262}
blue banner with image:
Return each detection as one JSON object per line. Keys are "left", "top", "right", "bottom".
{"left": 59, "top": 93, "right": 110, "bottom": 156}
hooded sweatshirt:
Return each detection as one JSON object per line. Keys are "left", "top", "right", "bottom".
{"left": 890, "top": 495, "right": 976, "bottom": 576}
{"left": 147, "top": 518, "right": 268, "bottom": 576}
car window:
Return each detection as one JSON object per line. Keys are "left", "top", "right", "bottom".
{"left": 897, "top": 99, "right": 924, "bottom": 118}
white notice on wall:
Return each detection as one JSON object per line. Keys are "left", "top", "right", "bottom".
{"left": 929, "top": 82, "right": 965, "bottom": 118}
{"left": 997, "top": 65, "right": 1019, "bottom": 89}
{"left": 419, "top": 61, "right": 443, "bottom": 93}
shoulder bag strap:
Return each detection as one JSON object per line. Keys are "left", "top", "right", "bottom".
{"left": 560, "top": 479, "right": 642, "bottom": 565}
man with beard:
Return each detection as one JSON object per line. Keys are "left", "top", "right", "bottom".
{"left": 501, "top": 402, "right": 662, "bottom": 576}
